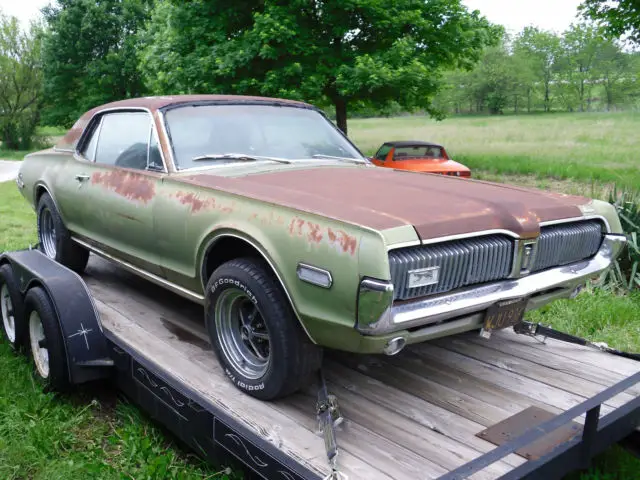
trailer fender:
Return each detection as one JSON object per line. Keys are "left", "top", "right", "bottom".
{"left": 0, "top": 248, "right": 112, "bottom": 385}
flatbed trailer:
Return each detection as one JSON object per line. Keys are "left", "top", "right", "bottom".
{"left": 1, "top": 249, "right": 639, "bottom": 480}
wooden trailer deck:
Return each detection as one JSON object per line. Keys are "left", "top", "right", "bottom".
{"left": 82, "top": 257, "right": 640, "bottom": 480}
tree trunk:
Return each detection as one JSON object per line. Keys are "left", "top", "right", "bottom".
{"left": 335, "top": 97, "right": 348, "bottom": 136}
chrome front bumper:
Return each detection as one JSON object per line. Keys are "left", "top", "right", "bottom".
{"left": 356, "top": 234, "right": 626, "bottom": 336}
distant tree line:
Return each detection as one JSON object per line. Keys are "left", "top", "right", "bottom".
{"left": 432, "top": 24, "right": 640, "bottom": 116}
{"left": 0, "top": 0, "right": 639, "bottom": 149}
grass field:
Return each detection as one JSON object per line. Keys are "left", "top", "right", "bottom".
{"left": 349, "top": 111, "right": 640, "bottom": 191}
{"left": 0, "top": 111, "right": 639, "bottom": 479}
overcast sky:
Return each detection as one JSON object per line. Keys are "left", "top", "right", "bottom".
{"left": 2, "top": 0, "right": 586, "bottom": 34}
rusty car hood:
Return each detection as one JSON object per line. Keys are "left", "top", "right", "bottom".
{"left": 177, "top": 165, "right": 588, "bottom": 241}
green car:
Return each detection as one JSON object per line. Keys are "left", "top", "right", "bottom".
{"left": 16, "top": 95, "right": 627, "bottom": 400}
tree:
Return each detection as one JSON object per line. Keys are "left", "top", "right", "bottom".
{"left": 580, "top": 0, "right": 640, "bottom": 44}
{"left": 556, "top": 23, "right": 605, "bottom": 112}
{"left": 0, "top": 10, "right": 43, "bottom": 150}
{"left": 513, "top": 27, "right": 561, "bottom": 112}
{"left": 140, "top": 0, "right": 499, "bottom": 135}
{"left": 41, "top": 0, "right": 152, "bottom": 127}
{"left": 593, "top": 40, "right": 629, "bottom": 110}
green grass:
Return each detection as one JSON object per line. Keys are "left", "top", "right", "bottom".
{"left": 0, "top": 181, "right": 237, "bottom": 479}
{"left": 349, "top": 111, "right": 640, "bottom": 189}
{"left": 0, "top": 126, "right": 65, "bottom": 161}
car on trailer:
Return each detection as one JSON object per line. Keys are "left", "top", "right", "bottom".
{"left": 370, "top": 140, "right": 471, "bottom": 177}
{"left": 13, "top": 95, "right": 627, "bottom": 401}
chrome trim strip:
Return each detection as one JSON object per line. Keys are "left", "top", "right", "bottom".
{"left": 358, "top": 234, "right": 626, "bottom": 335}
{"left": 71, "top": 237, "right": 205, "bottom": 303}
{"left": 417, "top": 229, "right": 520, "bottom": 246}
{"left": 296, "top": 263, "right": 333, "bottom": 288}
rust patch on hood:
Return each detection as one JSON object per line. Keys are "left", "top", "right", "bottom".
{"left": 91, "top": 171, "right": 155, "bottom": 203}
{"left": 175, "top": 166, "right": 587, "bottom": 241}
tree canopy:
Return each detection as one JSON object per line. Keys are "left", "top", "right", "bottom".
{"left": 580, "top": 0, "right": 640, "bottom": 44}
{"left": 0, "top": 10, "right": 43, "bottom": 149}
{"left": 41, "top": 0, "right": 152, "bottom": 127}
{"left": 139, "top": 0, "right": 500, "bottom": 134}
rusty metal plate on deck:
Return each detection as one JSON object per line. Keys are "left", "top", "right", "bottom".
{"left": 476, "top": 406, "right": 582, "bottom": 460}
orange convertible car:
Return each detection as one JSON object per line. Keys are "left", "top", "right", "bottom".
{"left": 370, "top": 140, "right": 471, "bottom": 177}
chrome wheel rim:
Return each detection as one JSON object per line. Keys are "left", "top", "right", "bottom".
{"left": 29, "top": 311, "right": 49, "bottom": 379}
{"left": 215, "top": 288, "right": 271, "bottom": 380}
{"left": 1, "top": 284, "right": 16, "bottom": 343}
{"left": 39, "top": 208, "right": 57, "bottom": 259}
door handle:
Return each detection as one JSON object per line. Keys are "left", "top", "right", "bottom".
{"left": 75, "top": 174, "right": 90, "bottom": 182}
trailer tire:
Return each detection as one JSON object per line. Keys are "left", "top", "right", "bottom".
{"left": 37, "top": 192, "right": 89, "bottom": 274}
{"left": 0, "top": 264, "right": 27, "bottom": 352}
{"left": 205, "top": 257, "right": 322, "bottom": 400}
{"left": 24, "top": 286, "right": 70, "bottom": 392}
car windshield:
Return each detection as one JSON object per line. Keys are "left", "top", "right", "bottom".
{"left": 394, "top": 145, "right": 445, "bottom": 160}
{"left": 163, "top": 104, "right": 365, "bottom": 170}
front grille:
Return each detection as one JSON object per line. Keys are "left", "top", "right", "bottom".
{"left": 389, "top": 235, "right": 514, "bottom": 300}
{"left": 531, "top": 220, "right": 604, "bottom": 272}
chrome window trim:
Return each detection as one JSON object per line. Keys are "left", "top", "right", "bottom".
{"left": 74, "top": 107, "right": 169, "bottom": 174}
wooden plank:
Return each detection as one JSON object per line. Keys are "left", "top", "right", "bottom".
{"left": 324, "top": 358, "right": 525, "bottom": 468}
{"left": 327, "top": 353, "right": 515, "bottom": 426}
{"left": 411, "top": 343, "right": 616, "bottom": 417}
{"left": 431, "top": 336, "right": 636, "bottom": 409}
{"left": 498, "top": 328, "right": 640, "bottom": 378}
{"left": 283, "top": 393, "right": 449, "bottom": 480}
{"left": 463, "top": 332, "right": 640, "bottom": 397}
{"left": 322, "top": 362, "right": 525, "bottom": 470}
{"left": 95, "top": 299, "right": 387, "bottom": 480}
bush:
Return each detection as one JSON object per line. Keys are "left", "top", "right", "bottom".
{"left": 604, "top": 187, "right": 640, "bottom": 291}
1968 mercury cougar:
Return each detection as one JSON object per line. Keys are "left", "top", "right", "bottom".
{"left": 15, "top": 95, "right": 626, "bottom": 399}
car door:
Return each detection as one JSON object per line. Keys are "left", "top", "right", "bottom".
{"left": 73, "top": 110, "right": 167, "bottom": 276}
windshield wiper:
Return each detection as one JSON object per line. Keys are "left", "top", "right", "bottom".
{"left": 311, "top": 154, "right": 367, "bottom": 164}
{"left": 191, "top": 153, "right": 292, "bottom": 164}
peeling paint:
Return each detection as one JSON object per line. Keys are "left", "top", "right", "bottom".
{"left": 328, "top": 228, "right": 357, "bottom": 255}
{"left": 288, "top": 216, "right": 357, "bottom": 255}
{"left": 173, "top": 191, "right": 235, "bottom": 214}
{"left": 91, "top": 171, "right": 155, "bottom": 203}
{"left": 176, "top": 192, "right": 216, "bottom": 213}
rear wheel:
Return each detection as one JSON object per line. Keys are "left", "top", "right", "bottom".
{"left": 205, "top": 258, "right": 322, "bottom": 400}
{"left": 24, "top": 287, "right": 70, "bottom": 392}
{"left": 37, "top": 192, "right": 89, "bottom": 273}
{"left": 0, "top": 264, "right": 26, "bottom": 351}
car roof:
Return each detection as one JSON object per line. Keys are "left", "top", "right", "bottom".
{"left": 55, "top": 94, "right": 316, "bottom": 152}
{"left": 95, "top": 94, "right": 314, "bottom": 111}
{"left": 383, "top": 140, "right": 443, "bottom": 148}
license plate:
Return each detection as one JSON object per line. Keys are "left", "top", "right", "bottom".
{"left": 483, "top": 297, "right": 529, "bottom": 331}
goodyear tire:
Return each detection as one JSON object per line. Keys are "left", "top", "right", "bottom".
{"left": 205, "top": 257, "right": 322, "bottom": 400}
{"left": 23, "top": 286, "right": 70, "bottom": 392}
{"left": 0, "top": 263, "right": 27, "bottom": 352}
{"left": 37, "top": 192, "right": 89, "bottom": 273}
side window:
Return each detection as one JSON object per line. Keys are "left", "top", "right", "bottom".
{"left": 80, "top": 121, "right": 101, "bottom": 161}
{"left": 94, "top": 112, "right": 151, "bottom": 170}
{"left": 374, "top": 144, "right": 392, "bottom": 160}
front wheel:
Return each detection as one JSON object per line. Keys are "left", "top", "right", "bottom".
{"left": 205, "top": 258, "right": 322, "bottom": 400}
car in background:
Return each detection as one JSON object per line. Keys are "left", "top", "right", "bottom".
{"left": 371, "top": 140, "right": 471, "bottom": 177}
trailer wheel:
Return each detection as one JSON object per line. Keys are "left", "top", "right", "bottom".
{"left": 37, "top": 192, "right": 89, "bottom": 273}
{"left": 0, "top": 264, "right": 26, "bottom": 351}
{"left": 24, "top": 286, "right": 70, "bottom": 392}
{"left": 205, "top": 258, "right": 322, "bottom": 400}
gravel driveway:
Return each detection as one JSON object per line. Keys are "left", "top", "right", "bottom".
{"left": 0, "top": 160, "right": 21, "bottom": 183}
